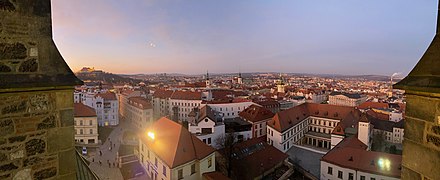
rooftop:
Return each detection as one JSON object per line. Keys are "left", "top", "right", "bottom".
{"left": 74, "top": 103, "right": 96, "bottom": 117}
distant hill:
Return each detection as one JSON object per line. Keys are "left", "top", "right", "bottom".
{"left": 75, "top": 71, "right": 141, "bottom": 85}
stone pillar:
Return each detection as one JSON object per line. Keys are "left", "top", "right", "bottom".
{"left": 0, "top": 0, "right": 82, "bottom": 179}
{"left": 394, "top": 1, "right": 440, "bottom": 179}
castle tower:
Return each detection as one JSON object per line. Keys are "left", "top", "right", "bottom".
{"left": 0, "top": 0, "right": 91, "bottom": 179}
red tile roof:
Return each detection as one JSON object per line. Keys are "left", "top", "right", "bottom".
{"left": 321, "top": 136, "right": 401, "bottom": 178}
{"left": 95, "top": 92, "right": 117, "bottom": 101}
{"left": 128, "top": 97, "right": 152, "bottom": 110}
{"left": 366, "top": 110, "right": 389, "bottom": 121}
{"left": 140, "top": 117, "right": 215, "bottom": 168}
{"left": 221, "top": 136, "right": 288, "bottom": 179}
{"left": 152, "top": 89, "right": 174, "bottom": 99}
{"left": 170, "top": 91, "right": 202, "bottom": 100}
{"left": 268, "top": 103, "right": 361, "bottom": 132}
{"left": 74, "top": 103, "right": 96, "bottom": 117}
{"left": 202, "top": 172, "right": 231, "bottom": 180}
{"left": 239, "top": 105, "right": 275, "bottom": 123}
{"left": 358, "top": 102, "right": 389, "bottom": 110}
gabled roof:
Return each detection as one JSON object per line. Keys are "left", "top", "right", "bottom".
{"left": 189, "top": 105, "right": 217, "bottom": 124}
{"left": 128, "top": 97, "right": 152, "bottom": 110}
{"left": 140, "top": 117, "right": 215, "bottom": 168}
{"left": 95, "top": 92, "right": 117, "bottom": 101}
{"left": 170, "top": 91, "right": 202, "bottom": 100}
{"left": 74, "top": 103, "right": 96, "bottom": 117}
{"left": 321, "top": 136, "right": 401, "bottom": 178}
{"left": 239, "top": 104, "right": 275, "bottom": 123}
{"left": 268, "top": 103, "right": 361, "bottom": 132}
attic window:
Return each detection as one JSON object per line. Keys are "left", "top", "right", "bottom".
{"left": 334, "top": 113, "right": 338, "bottom": 117}
{"left": 348, "top": 156, "right": 353, "bottom": 161}
{"left": 324, "top": 111, "right": 328, "bottom": 116}
{"left": 315, "top": 111, "right": 319, "bottom": 115}
{"left": 205, "top": 119, "right": 208, "bottom": 122}
{"left": 296, "top": 117, "right": 299, "bottom": 120}
{"left": 288, "top": 120, "right": 292, "bottom": 124}
{"left": 303, "top": 113, "right": 306, "bottom": 116}
{"left": 370, "top": 160, "right": 374, "bottom": 166}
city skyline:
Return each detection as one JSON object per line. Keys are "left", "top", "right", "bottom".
{"left": 52, "top": 0, "right": 437, "bottom": 76}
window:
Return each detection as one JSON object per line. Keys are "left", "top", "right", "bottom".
{"left": 208, "top": 138, "right": 211, "bottom": 144}
{"left": 348, "top": 173, "right": 353, "bottom": 180}
{"left": 178, "top": 169, "right": 183, "bottom": 179}
{"left": 155, "top": 157, "right": 158, "bottom": 167}
{"left": 370, "top": 178, "right": 376, "bottom": 180}
{"left": 80, "top": 120, "right": 83, "bottom": 126}
{"left": 338, "top": 171, "right": 343, "bottom": 179}
{"left": 80, "top": 129, "right": 83, "bottom": 134}
{"left": 147, "top": 150, "right": 150, "bottom": 159}
{"left": 191, "top": 164, "right": 196, "bottom": 174}
{"left": 327, "top": 167, "right": 332, "bottom": 175}
{"left": 208, "top": 157, "right": 212, "bottom": 168}
{"left": 89, "top": 129, "right": 93, "bottom": 134}
{"left": 163, "top": 165, "right": 166, "bottom": 176}
{"left": 89, "top": 120, "right": 92, "bottom": 125}
{"left": 360, "top": 176, "right": 365, "bottom": 180}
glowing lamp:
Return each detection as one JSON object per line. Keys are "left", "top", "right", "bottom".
{"left": 148, "top": 132, "right": 155, "bottom": 140}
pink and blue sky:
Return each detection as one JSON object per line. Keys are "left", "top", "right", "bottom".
{"left": 52, "top": 0, "right": 437, "bottom": 76}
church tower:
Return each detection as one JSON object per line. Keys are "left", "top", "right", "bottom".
{"left": 205, "top": 71, "right": 211, "bottom": 89}
{"left": 276, "top": 73, "right": 285, "bottom": 93}
{"left": 237, "top": 71, "right": 243, "bottom": 85}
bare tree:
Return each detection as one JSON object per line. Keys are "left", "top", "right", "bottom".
{"left": 215, "top": 131, "right": 238, "bottom": 178}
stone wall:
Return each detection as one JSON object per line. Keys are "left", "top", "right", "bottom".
{"left": 0, "top": 89, "right": 77, "bottom": 179}
{"left": 401, "top": 91, "right": 440, "bottom": 180}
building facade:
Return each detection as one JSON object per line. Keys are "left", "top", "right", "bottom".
{"left": 329, "top": 92, "right": 367, "bottom": 107}
{"left": 74, "top": 103, "right": 99, "bottom": 144}
{"left": 124, "top": 97, "right": 154, "bottom": 130}
{"left": 239, "top": 104, "right": 275, "bottom": 138}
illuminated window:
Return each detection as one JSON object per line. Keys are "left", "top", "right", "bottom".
{"left": 208, "top": 157, "right": 212, "bottom": 168}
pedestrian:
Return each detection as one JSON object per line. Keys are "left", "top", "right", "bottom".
{"left": 92, "top": 158, "right": 94, "bottom": 162}
{"left": 108, "top": 162, "right": 111, "bottom": 168}
{"left": 107, "top": 159, "right": 109, "bottom": 163}
{"left": 99, "top": 161, "right": 102, "bottom": 166}
{"left": 113, "top": 144, "right": 115, "bottom": 148}
{"left": 113, "top": 162, "right": 115, "bottom": 167}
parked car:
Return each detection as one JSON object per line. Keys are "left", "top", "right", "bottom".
{"left": 82, "top": 147, "right": 87, "bottom": 155}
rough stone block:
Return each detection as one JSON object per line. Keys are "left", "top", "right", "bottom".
{"left": 59, "top": 109, "right": 73, "bottom": 127}
{"left": 25, "top": 139, "right": 46, "bottom": 156}
{"left": 18, "top": 59, "right": 38, "bottom": 72}
{"left": 0, "top": 152, "right": 7, "bottom": 162}
{"left": 37, "top": 115, "right": 56, "bottom": 130}
{"left": 426, "top": 134, "right": 440, "bottom": 150}
{"left": 0, "top": 173, "right": 11, "bottom": 179}
{"left": 406, "top": 95, "right": 438, "bottom": 122}
{"left": 28, "top": 93, "right": 52, "bottom": 113}
{"left": 58, "top": 149, "right": 76, "bottom": 175}
{"left": 0, "top": 119, "right": 14, "bottom": 136}
{"left": 404, "top": 117, "right": 425, "bottom": 142}
{"left": 0, "top": 0, "right": 15, "bottom": 11}
{"left": 0, "top": 162, "right": 18, "bottom": 173}
{"left": 33, "top": 167, "right": 57, "bottom": 180}
{"left": 402, "top": 140, "right": 440, "bottom": 180}
{"left": 401, "top": 166, "right": 421, "bottom": 180}
{"left": 13, "top": 168, "right": 31, "bottom": 180}
{"left": 0, "top": 43, "right": 27, "bottom": 60}
{"left": 10, "top": 150, "right": 24, "bottom": 160}
{"left": 8, "top": 135, "right": 27, "bottom": 143}
{"left": 1, "top": 101, "right": 27, "bottom": 116}
{"left": 23, "top": 156, "right": 42, "bottom": 167}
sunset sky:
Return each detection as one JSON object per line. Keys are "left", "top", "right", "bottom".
{"left": 52, "top": 0, "right": 437, "bottom": 76}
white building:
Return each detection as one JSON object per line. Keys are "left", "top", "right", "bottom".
{"left": 320, "top": 136, "right": 401, "bottom": 180}
{"left": 73, "top": 103, "right": 99, "bottom": 144}
{"left": 267, "top": 103, "right": 362, "bottom": 153}
{"left": 369, "top": 116, "right": 405, "bottom": 144}
{"left": 204, "top": 101, "right": 256, "bottom": 119}
{"left": 169, "top": 91, "right": 202, "bottom": 122}
{"left": 188, "top": 106, "right": 225, "bottom": 149}
{"left": 329, "top": 92, "right": 367, "bottom": 107}
{"left": 138, "top": 117, "right": 216, "bottom": 180}
{"left": 82, "top": 92, "right": 119, "bottom": 126}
